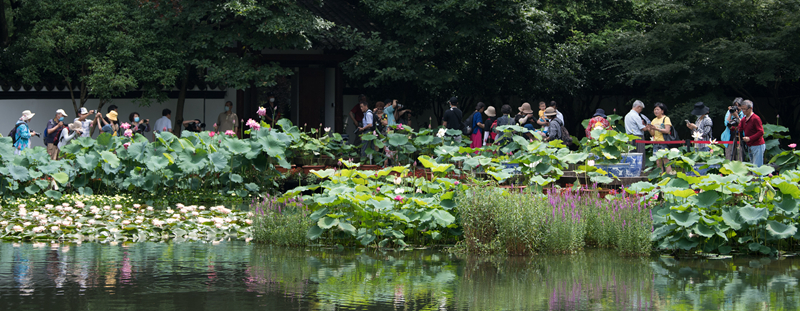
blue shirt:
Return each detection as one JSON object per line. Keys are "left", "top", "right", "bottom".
{"left": 384, "top": 105, "right": 396, "bottom": 126}
{"left": 471, "top": 112, "right": 483, "bottom": 134}
{"left": 14, "top": 120, "right": 31, "bottom": 150}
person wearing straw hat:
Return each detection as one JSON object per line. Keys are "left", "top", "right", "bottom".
{"left": 56, "top": 122, "right": 84, "bottom": 157}
{"left": 687, "top": 102, "right": 713, "bottom": 151}
{"left": 515, "top": 102, "right": 534, "bottom": 125}
{"left": 483, "top": 106, "right": 497, "bottom": 145}
{"left": 585, "top": 108, "right": 611, "bottom": 139}
{"left": 13, "top": 110, "right": 38, "bottom": 155}
{"left": 45, "top": 109, "right": 68, "bottom": 160}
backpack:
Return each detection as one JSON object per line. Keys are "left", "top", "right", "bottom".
{"left": 462, "top": 112, "right": 477, "bottom": 136}
{"left": 8, "top": 123, "right": 24, "bottom": 145}
{"left": 552, "top": 118, "right": 572, "bottom": 145}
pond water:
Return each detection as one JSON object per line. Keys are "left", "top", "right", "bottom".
{"left": 0, "top": 241, "right": 798, "bottom": 310}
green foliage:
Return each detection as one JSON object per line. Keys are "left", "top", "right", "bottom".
{"left": 251, "top": 195, "right": 313, "bottom": 246}
{"left": 637, "top": 165, "right": 800, "bottom": 255}
{"left": 284, "top": 163, "right": 463, "bottom": 247}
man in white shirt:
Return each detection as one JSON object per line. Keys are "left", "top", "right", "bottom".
{"left": 74, "top": 107, "right": 99, "bottom": 138}
{"left": 624, "top": 100, "right": 650, "bottom": 153}
{"left": 153, "top": 108, "right": 173, "bottom": 140}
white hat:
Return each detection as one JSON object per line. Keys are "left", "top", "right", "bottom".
{"left": 21, "top": 110, "right": 35, "bottom": 120}
{"left": 56, "top": 109, "right": 68, "bottom": 117}
{"left": 79, "top": 107, "right": 89, "bottom": 115}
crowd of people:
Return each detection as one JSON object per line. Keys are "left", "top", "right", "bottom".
{"left": 7, "top": 100, "right": 250, "bottom": 159}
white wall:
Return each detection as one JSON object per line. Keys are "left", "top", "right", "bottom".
{"left": 1, "top": 88, "right": 237, "bottom": 147}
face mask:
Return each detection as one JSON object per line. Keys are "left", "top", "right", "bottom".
{"left": 58, "top": 117, "right": 64, "bottom": 122}
{"left": 134, "top": 117, "right": 140, "bottom": 122}
{"left": 225, "top": 106, "right": 230, "bottom": 112}
{"left": 269, "top": 98, "right": 275, "bottom": 103}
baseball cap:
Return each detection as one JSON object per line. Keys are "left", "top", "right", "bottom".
{"left": 79, "top": 107, "right": 89, "bottom": 115}
{"left": 56, "top": 109, "right": 68, "bottom": 117}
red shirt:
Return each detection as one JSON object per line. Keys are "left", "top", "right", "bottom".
{"left": 585, "top": 116, "right": 611, "bottom": 139}
{"left": 738, "top": 113, "right": 765, "bottom": 146}
{"left": 350, "top": 105, "right": 364, "bottom": 125}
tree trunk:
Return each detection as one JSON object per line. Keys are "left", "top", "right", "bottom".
{"left": 89, "top": 99, "right": 106, "bottom": 137}
{"left": 174, "top": 66, "right": 190, "bottom": 135}
{"left": 0, "top": 0, "right": 8, "bottom": 47}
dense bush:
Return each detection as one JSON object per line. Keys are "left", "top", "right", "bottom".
{"left": 251, "top": 194, "right": 313, "bottom": 246}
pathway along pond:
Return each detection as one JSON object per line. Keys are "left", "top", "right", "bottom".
{"left": 0, "top": 242, "right": 798, "bottom": 310}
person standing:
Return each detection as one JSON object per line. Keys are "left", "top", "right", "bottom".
{"left": 722, "top": 98, "right": 745, "bottom": 156}
{"left": 349, "top": 95, "right": 367, "bottom": 146}
{"left": 624, "top": 100, "right": 650, "bottom": 153}
{"left": 687, "top": 102, "right": 713, "bottom": 151}
{"left": 384, "top": 99, "right": 397, "bottom": 126}
{"left": 357, "top": 102, "right": 374, "bottom": 159}
{"left": 646, "top": 102, "right": 672, "bottom": 174}
{"left": 544, "top": 107, "right": 564, "bottom": 142}
{"left": 215, "top": 101, "right": 238, "bottom": 135}
{"left": 493, "top": 105, "right": 515, "bottom": 146}
{"left": 548, "top": 101, "right": 564, "bottom": 124}
{"left": 585, "top": 108, "right": 611, "bottom": 139}
{"left": 44, "top": 109, "right": 68, "bottom": 160}
{"left": 441, "top": 97, "right": 463, "bottom": 143}
{"left": 74, "top": 107, "right": 98, "bottom": 138}
{"left": 263, "top": 92, "right": 281, "bottom": 127}
{"left": 58, "top": 122, "right": 83, "bottom": 150}
{"left": 129, "top": 112, "right": 150, "bottom": 136}
{"left": 154, "top": 109, "right": 173, "bottom": 140}
{"left": 469, "top": 102, "right": 486, "bottom": 148}
{"left": 483, "top": 106, "right": 497, "bottom": 145}
{"left": 13, "top": 110, "right": 38, "bottom": 155}
{"left": 737, "top": 100, "right": 765, "bottom": 167}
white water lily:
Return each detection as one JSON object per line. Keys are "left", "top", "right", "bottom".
{"left": 32, "top": 226, "right": 45, "bottom": 233}
{"left": 22, "top": 222, "right": 31, "bottom": 227}
{"left": 121, "top": 220, "right": 131, "bottom": 226}
{"left": 436, "top": 128, "right": 447, "bottom": 138}
{"left": 49, "top": 226, "right": 59, "bottom": 233}
{"left": 12, "top": 225, "right": 23, "bottom": 232}
{"left": 394, "top": 177, "right": 403, "bottom": 185}
{"left": 395, "top": 188, "right": 405, "bottom": 194}
{"left": 692, "top": 131, "right": 703, "bottom": 140}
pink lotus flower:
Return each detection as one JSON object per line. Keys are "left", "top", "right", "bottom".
{"left": 454, "top": 181, "right": 460, "bottom": 185}
{"left": 163, "top": 127, "right": 167, "bottom": 131}
{"left": 123, "top": 129, "right": 133, "bottom": 138}
{"left": 214, "top": 123, "right": 217, "bottom": 128}
{"left": 123, "top": 142, "right": 130, "bottom": 150}
{"left": 394, "top": 195, "right": 403, "bottom": 201}
{"left": 225, "top": 130, "right": 236, "bottom": 136}
{"left": 208, "top": 131, "right": 215, "bottom": 138}
{"left": 120, "top": 123, "right": 131, "bottom": 130}
{"left": 376, "top": 187, "right": 381, "bottom": 192}
{"left": 790, "top": 143, "right": 797, "bottom": 149}
{"left": 257, "top": 106, "right": 267, "bottom": 117}
{"left": 246, "top": 119, "right": 260, "bottom": 130}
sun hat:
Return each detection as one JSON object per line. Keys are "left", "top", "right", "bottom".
{"left": 691, "top": 102, "right": 709, "bottom": 116}
{"left": 56, "top": 109, "right": 68, "bottom": 117}
{"left": 21, "top": 110, "right": 35, "bottom": 120}
{"left": 68, "top": 122, "right": 83, "bottom": 131}
{"left": 79, "top": 107, "right": 89, "bottom": 115}
{"left": 107, "top": 110, "right": 118, "bottom": 122}
{"left": 592, "top": 108, "right": 607, "bottom": 118}
{"left": 518, "top": 103, "right": 534, "bottom": 114}
{"left": 485, "top": 106, "right": 497, "bottom": 117}
{"left": 544, "top": 107, "right": 558, "bottom": 117}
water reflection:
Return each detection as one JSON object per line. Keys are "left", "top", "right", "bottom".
{"left": 0, "top": 242, "right": 798, "bottom": 310}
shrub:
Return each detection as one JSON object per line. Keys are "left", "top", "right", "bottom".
{"left": 251, "top": 194, "right": 313, "bottom": 246}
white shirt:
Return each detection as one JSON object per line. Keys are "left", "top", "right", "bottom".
{"left": 57, "top": 128, "right": 79, "bottom": 149}
{"left": 75, "top": 118, "right": 93, "bottom": 138}
{"left": 624, "top": 110, "right": 650, "bottom": 136}
{"left": 154, "top": 116, "right": 172, "bottom": 134}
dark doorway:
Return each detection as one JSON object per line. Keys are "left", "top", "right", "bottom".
{"left": 298, "top": 68, "right": 326, "bottom": 130}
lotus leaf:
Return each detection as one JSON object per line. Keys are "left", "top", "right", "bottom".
{"left": 766, "top": 221, "right": 797, "bottom": 239}
{"left": 671, "top": 211, "right": 700, "bottom": 227}
{"left": 738, "top": 205, "right": 767, "bottom": 225}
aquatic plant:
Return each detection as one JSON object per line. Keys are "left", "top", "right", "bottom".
{"left": 0, "top": 200, "right": 252, "bottom": 242}
{"left": 252, "top": 194, "right": 313, "bottom": 246}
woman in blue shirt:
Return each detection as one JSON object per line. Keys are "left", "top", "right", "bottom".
{"left": 470, "top": 102, "right": 486, "bottom": 148}
{"left": 384, "top": 99, "right": 397, "bottom": 126}
{"left": 14, "top": 110, "right": 39, "bottom": 155}
{"left": 721, "top": 98, "right": 745, "bottom": 148}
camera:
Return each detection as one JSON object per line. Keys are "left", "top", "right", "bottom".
{"left": 729, "top": 106, "right": 739, "bottom": 113}
{"left": 185, "top": 119, "right": 206, "bottom": 132}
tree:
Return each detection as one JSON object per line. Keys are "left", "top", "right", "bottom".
{"left": 144, "top": 0, "right": 327, "bottom": 132}
{"left": 338, "top": 0, "right": 564, "bottom": 125}
{"left": 11, "top": 0, "right": 180, "bottom": 116}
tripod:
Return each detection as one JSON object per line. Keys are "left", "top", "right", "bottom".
{"left": 727, "top": 128, "right": 744, "bottom": 162}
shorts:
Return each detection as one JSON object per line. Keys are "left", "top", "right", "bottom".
{"left": 47, "top": 143, "right": 59, "bottom": 160}
{"left": 652, "top": 143, "right": 667, "bottom": 156}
